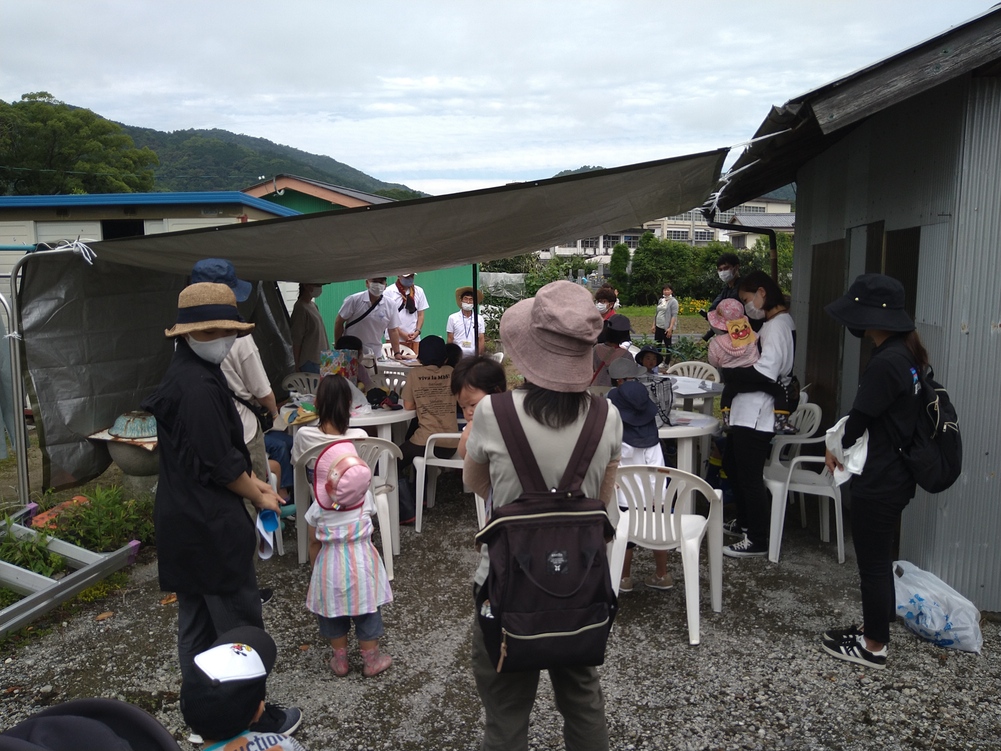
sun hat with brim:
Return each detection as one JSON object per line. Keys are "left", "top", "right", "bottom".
{"left": 608, "top": 357, "right": 646, "bottom": 381}
{"left": 609, "top": 381, "right": 659, "bottom": 426}
{"left": 164, "top": 282, "right": 255, "bottom": 338}
{"left": 181, "top": 626, "right": 276, "bottom": 741}
{"left": 500, "top": 280, "right": 602, "bottom": 392}
{"left": 707, "top": 297, "right": 747, "bottom": 330}
{"left": 824, "top": 273, "right": 914, "bottom": 333}
{"left": 190, "top": 257, "right": 253, "bottom": 302}
{"left": 634, "top": 344, "right": 663, "bottom": 367}
{"left": 455, "top": 286, "right": 484, "bottom": 306}
{"left": 314, "top": 441, "right": 372, "bottom": 511}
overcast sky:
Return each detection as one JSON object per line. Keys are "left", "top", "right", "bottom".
{"left": 1, "top": 1, "right": 992, "bottom": 195}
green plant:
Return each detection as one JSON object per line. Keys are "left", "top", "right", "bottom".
{"left": 75, "top": 571, "right": 129, "bottom": 603}
{"left": 667, "top": 336, "right": 709, "bottom": 365}
{"left": 0, "top": 518, "right": 66, "bottom": 578}
{"left": 55, "top": 486, "right": 155, "bottom": 552}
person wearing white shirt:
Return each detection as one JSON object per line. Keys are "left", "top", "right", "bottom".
{"left": 446, "top": 286, "right": 485, "bottom": 359}
{"left": 382, "top": 273, "right": 429, "bottom": 356}
{"left": 333, "top": 277, "right": 405, "bottom": 360}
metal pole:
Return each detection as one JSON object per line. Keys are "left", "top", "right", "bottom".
{"left": 471, "top": 263, "right": 480, "bottom": 357}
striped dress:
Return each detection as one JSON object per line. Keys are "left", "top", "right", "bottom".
{"left": 304, "top": 495, "right": 393, "bottom": 618}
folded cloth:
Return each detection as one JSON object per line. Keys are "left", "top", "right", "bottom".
{"left": 824, "top": 415, "right": 869, "bottom": 486}
{"left": 256, "top": 511, "right": 277, "bottom": 559}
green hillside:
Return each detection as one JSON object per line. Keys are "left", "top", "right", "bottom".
{"left": 119, "top": 124, "right": 423, "bottom": 196}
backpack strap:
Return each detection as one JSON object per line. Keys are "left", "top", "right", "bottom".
{"left": 493, "top": 392, "right": 548, "bottom": 493}
{"left": 492, "top": 391, "right": 606, "bottom": 495}
{"left": 557, "top": 395, "right": 607, "bottom": 492}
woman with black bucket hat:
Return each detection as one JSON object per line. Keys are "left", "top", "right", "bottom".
{"left": 821, "top": 273, "right": 926, "bottom": 669}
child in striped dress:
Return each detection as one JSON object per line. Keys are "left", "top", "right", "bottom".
{"left": 303, "top": 379, "right": 393, "bottom": 678}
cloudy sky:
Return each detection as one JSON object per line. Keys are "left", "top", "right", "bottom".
{"left": 1, "top": 1, "right": 991, "bottom": 195}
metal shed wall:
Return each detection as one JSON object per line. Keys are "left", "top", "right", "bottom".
{"left": 791, "top": 76, "right": 1001, "bottom": 609}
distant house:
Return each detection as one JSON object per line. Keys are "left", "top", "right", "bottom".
{"left": 0, "top": 191, "right": 298, "bottom": 277}
{"left": 726, "top": 212, "right": 795, "bottom": 249}
{"left": 242, "top": 174, "right": 393, "bottom": 213}
{"left": 715, "top": 6, "right": 1001, "bottom": 608}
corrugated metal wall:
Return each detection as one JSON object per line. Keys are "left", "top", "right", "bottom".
{"left": 904, "top": 77, "right": 1001, "bottom": 608}
{"left": 794, "top": 77, "right": 1001, "bottom": 609}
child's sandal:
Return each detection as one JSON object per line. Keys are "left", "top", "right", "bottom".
{"left": 329, "top": 648, "right": 349, "bottom": 677}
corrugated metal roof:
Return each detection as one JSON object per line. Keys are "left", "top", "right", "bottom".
{"left": 728, "top": 213, "right": 796, "bottom": 229}
{"left": 715, "top": 6, "right": 1001, "bottom": 210}
{"left": 0, "top": 192, "right": 300, "bottom": 216}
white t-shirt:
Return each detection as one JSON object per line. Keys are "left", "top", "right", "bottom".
{"left": 729, "top": 312, "right": 796, "bottom": 432}
{"left": 337, "top": 291, "right": 402, "bottom": 357}
{"left": 221, "top": 335, "right": 272, "bottom": 444}
{"left": 383, "top": 283, "right": 429, "bottom": 341}
{"left": 446, "top": 310, "right": 485, "bottom": 358}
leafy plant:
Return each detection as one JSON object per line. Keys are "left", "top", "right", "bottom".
{"left": 55, "top": 486, "right": 155, "bottom": 552}
{"left": 0, "top": 518, "right": 66, "bottom": 578}
{"left": 667, "top": 336, "right": 709, "bottom": 365}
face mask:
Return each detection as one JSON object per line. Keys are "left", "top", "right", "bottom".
{"left": 399, "top": 277, "right": 414, "bottom": 288}
{"left": 744, "top": 295, "right": 766, "bottom": 320}
{"left": 461, "top": 302, "right": 474, "bottom": 312}
{"left": 368, "top": 282, "right": 386, "bottom": 296}
{"left": 718, "top": 268, "right": 734, "bottom": 284}
{"left": 848, "top": 327, "right": 866, "bottom": 339}
{"left": 186, "top": 334, "right": 236, "bottom": 365}
{"left": 595, "top": 303, "right": 609, "bottom": 313}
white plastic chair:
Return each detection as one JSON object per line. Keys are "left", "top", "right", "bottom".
{"left": 490, "top": 351, "right": 504, "bottom": 364}
{"left": 614, "top": 465, "right": 723, "bottom": 645}
{"left": 666, "top": 361, "right": 720, "bottom": 382}
{"left": 381, "top": 343, "right": 417, "bottom": 360}
{"left": 292, "top": 437, "right": 402, "bottom": 579}
{"left": 413, "top": 433, "right": 463, "bottom": 533}
{"left": 763, "top": 437, "right": 845, "bottom": 565}
{"left": 765, "top": 403, "right": 823, "bottom": 470}
{"left": 604, "top": 499, "right": 631, "bottom": 598}
{"left": 371, "top": 371, "right": 408, "bottom": 395}
{"left": 282, "top": 372, "right": 321, "bottom": 396}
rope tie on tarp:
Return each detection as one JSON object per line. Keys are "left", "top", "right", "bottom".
{"left": 33, "top": 238, "right": 97, "bottom": 264}
{"left": 702, "top": 127, "right": 793, "bottom": 217}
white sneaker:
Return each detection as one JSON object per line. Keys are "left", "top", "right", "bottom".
{"left": 187, "top": 731, "right": 203, "bottom": 744}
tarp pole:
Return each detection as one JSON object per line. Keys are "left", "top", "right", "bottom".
{"left": 472, "top": 264, "right": 480, "bottom": 357}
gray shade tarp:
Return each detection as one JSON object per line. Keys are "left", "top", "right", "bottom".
{"left": 20, "top": 253, "right": 293, "bottom": 489}
{"left": 22, "top": 150, "right": 726, "bottom": 489}
{"left": 91, "top": 150, "right": 728, "bottom": 281}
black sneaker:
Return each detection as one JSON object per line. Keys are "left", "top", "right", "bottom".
{"left": 250, "top": 703, "right": 303, "bottom": 735}
{"left": 723, "top": 536, "right": 768, "bottom": 558}
{"left": 823, "top": 624, "right": 863, "bottom": 642}
{"left": 722, "top": 518, "right": 747, "bottom": 538}
{"left": 822, "top": 632, "right": 887, "bottom": 669}
{"left": 259, "top": 588, "right": 274, "bottom": 606}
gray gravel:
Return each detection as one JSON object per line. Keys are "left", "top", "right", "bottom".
{"left": 1, "top": 476, "right": 998, "bottom": 750}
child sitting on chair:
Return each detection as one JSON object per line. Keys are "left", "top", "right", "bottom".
{"left": 307, "top": 438, "right": 393, "bottom": 678}
{"left": 707, "top": 298, "right": 796, "bottom": 434}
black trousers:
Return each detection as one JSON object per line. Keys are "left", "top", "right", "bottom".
{"left": 722, "top": 426, "right": 773, "bottom": 545}
{"left": 654, "top": 327, "right": 672, "bottom": 352}
{"left": 850, "top": 492, "right": 911, "bottom": 644}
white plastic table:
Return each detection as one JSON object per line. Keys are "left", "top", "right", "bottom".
{"left": 658, "top": 410, "right": 720, "bottom": 477}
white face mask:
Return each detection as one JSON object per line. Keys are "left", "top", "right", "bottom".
{"left": 461, "top": 302, "right": 474, "bottom": 312}
{"left": 186, "top": 334, "right": 237, "bottom": 365}
{"left": 368, "top": 282, "right": 386, "bottom": 296}
{"left": 718, "top": 268, "right": 734, "bottom": 283}
{"left": 595, "top": 302, "right": 609, "bottom": 313}
{"left": 744, "top": 294, "right": 766, "bottom": 320}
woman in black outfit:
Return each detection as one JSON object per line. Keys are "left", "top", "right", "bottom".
{"left": 822, "top": 274, "right": 924, "bottom": 669}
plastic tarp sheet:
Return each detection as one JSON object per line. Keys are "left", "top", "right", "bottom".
{"left": 19, "top": 252, "right": 293, "bottom": 489}
{"left": 478, "top": 272, "right": 525, "bottom": 300}
{"left": 91, "top": 150, "right": 728, "bottom": 282}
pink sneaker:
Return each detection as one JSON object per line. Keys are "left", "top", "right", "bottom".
{"left": 361, "top": 647, "right": 392, "bottom": 677}
{"left": 329, "top": 648, "right": 349, "bottom": 677}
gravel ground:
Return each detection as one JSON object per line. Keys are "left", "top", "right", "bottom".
{"left": 1, "top": 474, "right": 998, "bottom": 750}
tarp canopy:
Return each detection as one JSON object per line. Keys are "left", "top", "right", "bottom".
{"left": 91, "top": 150, "right": 728, "bottom": 281}
{"left": 18, "top": 149, "right": 727, "bottom": 489}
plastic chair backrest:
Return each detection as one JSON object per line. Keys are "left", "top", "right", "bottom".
{"left": 490, "top": 351, "right": 505, "bottom": 364}
{"left": 282, "top": 371, "right": 321, "bottom": 395}
{"left": 614, "top": 465, "right": 718, "bottom": 549}
{"left": 371, "top": 371, "right": 408, "bottom": 394}
{"left": 666, "top": 361, "right": 720, "bottom": 382}
{"left": 789, "top": 402, "right": 821, "bottom": 436}
{"left": 382, "top": 343, "right": 417, "bottom": 359}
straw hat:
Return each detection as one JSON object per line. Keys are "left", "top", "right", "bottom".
{"left": 824, "top": 274, "right": 914, "bottom": 333}
{"left": 500, "top": 280, "right": 602, "bottom": 392}
{"left": 455, "top": 286, "right": 484, "bottom": 306}
{"left": 164, "top": 283, "right": 255, "bottom": 338}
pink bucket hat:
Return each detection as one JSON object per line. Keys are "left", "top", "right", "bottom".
{"left": 500, "top": 280, "right": 603, "bottom": 392}
{"left": 313, "top": 442, "right": 372, "bottom": 511}
{"left": 707, "top": 298, "right": 748, "bottom": 330}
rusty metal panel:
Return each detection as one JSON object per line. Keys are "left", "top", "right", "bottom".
{"left": 899, "top": 78, "right": 1001, "bottom": 610}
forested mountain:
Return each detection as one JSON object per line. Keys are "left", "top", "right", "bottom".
{"left": 119, "top": 124, "right": 423, "bottom": 197}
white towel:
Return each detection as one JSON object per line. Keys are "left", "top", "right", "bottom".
{"left": 825, "top": 416, "right": 869, "bottom": 486}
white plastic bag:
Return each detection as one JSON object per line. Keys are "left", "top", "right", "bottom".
{"left": 893, "top": 560, "right": 982, "bottom": 653}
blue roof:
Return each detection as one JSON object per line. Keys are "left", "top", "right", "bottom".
{"left": 0, "top": 192, "right": 301, "bottom": 217}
